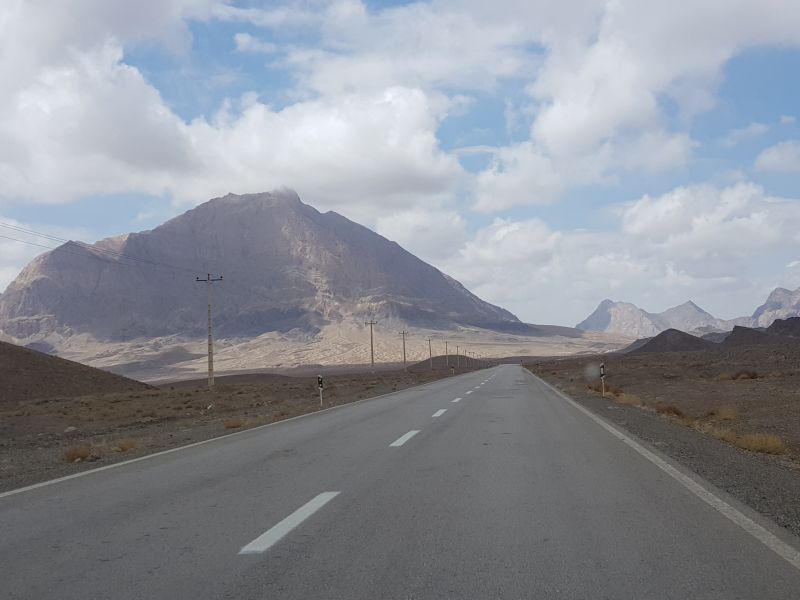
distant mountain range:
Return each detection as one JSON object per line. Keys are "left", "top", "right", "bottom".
{"left": 577, "top": 287, "right": 800, "bottom": 338}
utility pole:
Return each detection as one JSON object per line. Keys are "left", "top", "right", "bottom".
{"left": 365, "top": 319, "right": 377, "bottom": 370}
{"left": 456, "top": 345, "right": 460, "bottom": 369}
{"left": 400, "top": 330, "right": 408, "bottom": 370}
{"left": 427, "top": 337, "right": 433, "bottom": 371}
{"left": 196, "top": 273, "right": 223, "bottom": 390}
{"left": 445, "top": 341, "right": 449, "bottom": 369}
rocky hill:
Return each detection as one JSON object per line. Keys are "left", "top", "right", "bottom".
{"left": 0, "top": 340, "right": 149, "bottom": 404}
{"left": 628, "top": 329, "right": 717, "bottom": 354}
{"left": 0, "top": 190, "right": 524, "bottom": 346}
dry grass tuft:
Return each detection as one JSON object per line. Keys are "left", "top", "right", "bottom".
{"left": 64, "top": 445, "right": 91, "bottom": 462}
{"left": 705, "top": 406, "right": 739, "bottom": 421}
{"left": 615, "top": 392, "right": 642, "bottom": 406}
{"left": 692, "top": 423, "right": 784, "bottom": 454}
{"left": 696, "top": 423, "right": 740, "bottom": 444}
{"left": 223, "top": 419, "right": 245, "bottom": 429}
{"left": 736, "top": 433, "right": 785, "bottom": 454}
{"left": 656, "top": 404, "right": 685, "bottom": 418}
{"left": 718, "top": 370, "right": 759, "bottom": 381}
{"left": 114, "top": 438, "right": 138, "bottom": 452}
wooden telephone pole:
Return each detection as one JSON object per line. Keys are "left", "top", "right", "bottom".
{"left": 196, "top": 273, "right": 223, "bottom": 389}
{"left": 365, "top": 319, "right": 377, "bottom": 370}
{"left": 400, "top": 330, "right": 408, "bottom": 370}
{"left": 427, "top": 337, "right": 433, "bottom": 371}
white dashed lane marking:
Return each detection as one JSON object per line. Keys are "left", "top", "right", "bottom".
{"left": 389, "top": 430, "right": 420, "bottom": 447}
{"left": 239, "top": 492, "right": 340, "bottom": 555}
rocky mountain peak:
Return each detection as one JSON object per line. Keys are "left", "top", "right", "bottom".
{"left": 0, "top": 189, "right": 521, "bottom": 345}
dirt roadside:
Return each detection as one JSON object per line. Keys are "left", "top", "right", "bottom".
{"left": 528, "top": 348, "right": 800, "bottom": 538}
{"left": 0, "top": 367, "right": 468, "bottom": 493}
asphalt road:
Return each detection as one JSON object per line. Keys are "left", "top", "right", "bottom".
{"left": 3, "top": 365, "right": 800, "bottom": 599}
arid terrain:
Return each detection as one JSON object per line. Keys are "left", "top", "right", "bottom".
{"left": 527, "top": 343, "right": 800, "bottom": 537}
{"left": 47, "top": 322, "right": 631, "bottom": 382}
{"left": 529, "top": 342, "right": 800, "bottom": 459}
{"left": 0, "top": 363, "right": 465, "bottom": 492}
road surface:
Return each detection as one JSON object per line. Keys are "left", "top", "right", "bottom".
{"left": 2, "top": 365, "right": 800, "bottom": 599}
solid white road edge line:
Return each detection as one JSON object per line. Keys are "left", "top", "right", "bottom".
{"left": 534, "top": 374, "right": 800, "bottom": 572}
{"left": 432, "top": 409, "right": 447, "bottom": 417}
{"left": 451, "top": 397, "right": 462, "bottom": 403}
{"left": 239, "top": 491, "right": 340, "bottom": 555}
{"left": 1, "top": 368, "right": 482, "bottom": 499}
{"left": 390, "top": 430, "right": 420, "bottom": 447}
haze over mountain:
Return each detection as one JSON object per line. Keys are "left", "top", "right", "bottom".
{"left": 0, "top": 190, "right": 528, "bottom": 347}
{"left": 575, "top": 292, "right": 796, "bottom": 338}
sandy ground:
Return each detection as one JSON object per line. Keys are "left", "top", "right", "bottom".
{"left": 0, "top": 366, "right": 465, "bottom": 493}
{"left": 51, "top": 322, "right": 632, "bottom": 382}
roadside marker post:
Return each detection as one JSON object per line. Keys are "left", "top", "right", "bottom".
{"left": 318, "top": 375, "right": 324, "bottom": 407}
{"left": 600, "top": 363, "right": 606, "bottom": 397}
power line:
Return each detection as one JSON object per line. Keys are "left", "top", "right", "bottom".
{"left": 0, "top": 224, "right": 197, "bottom": 275}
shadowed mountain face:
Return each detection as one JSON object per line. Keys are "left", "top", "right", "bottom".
{"left": 0, "top": 190, "right": 523, "bottom": 342}
{"left": 628, "top": 329, "right": 718, "bottom": 354}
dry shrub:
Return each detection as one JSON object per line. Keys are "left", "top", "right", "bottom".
{"left": 64, "top": 445, "right": 91, "bottom": 462}
{"left": 114, "top": 438, "right": 138, "bottom": 452}
{"left": 223, "top": 419, "right": 245, "bottom": 429}
{"left": 698, "top": 424, "right": 740, "bottom": 444}
{"left": 733, "top": 370, "right": 759, "bottom": 380}
{"left": 705, "top": 406, "right": 738, "bottom": 421}
{"left": 615, "top": 393, "right": 642, "bottom": 406}
{"left": 656, "top": 404, "right": 685, "bottom": 418}
{"left": 718, "top": 370, "right": 759, "bottom": 381}
{"left": 736, "top": 433, "right": 785, "bottom": 455}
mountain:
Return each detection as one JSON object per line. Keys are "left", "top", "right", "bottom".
{"left": 751, "top": 287, "right": 800, "bottom": 328}
{"left": 575, "top": 289, "right": 800, "bottom": 339}
{"left": 576, "top": 299, "right": 726, "bottom": 338}
{"left": 575, "top": 299, "right": 663, "bottom": 338}
{"left": 658, "top": 301, "right": 725, "bottom": 332}
{"left": 0, "top": 190, "right": 525, "bottom": 347}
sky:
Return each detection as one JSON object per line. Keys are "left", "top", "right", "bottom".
{"left": 1, "top": 0, "right": 800, "bottom": 326}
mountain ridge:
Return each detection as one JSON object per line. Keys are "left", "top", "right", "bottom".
{"left": 577, "top": 289, "right": 798, "bottom": 338}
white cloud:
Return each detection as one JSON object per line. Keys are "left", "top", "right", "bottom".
{"left": 755, "top": 140, "right": 800, "bottom": 172}
{"left": 472, "top": 143, "right": 562, "bottom": 211}
{"left": 471, "top": 0, "right": 800, "bottom": 210}
{"left": 282, "top": 1, "right": 536, "bottom": 96}
{"left": 444, "top": 181, "right": 800, "bottom": 324}
{"left": 375, "top": 209, "right": 467, "bottom": 261}
{"left": 781, "top": 115, "right": 796, "bottom": 125}
{"left": 233, "top": 32, "right": 277, "bottom": 54}
{"left": 720, "top": 122, "right": 769, "bottom": 147}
